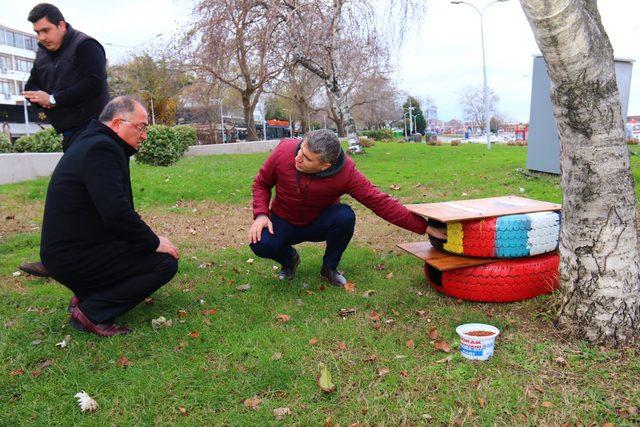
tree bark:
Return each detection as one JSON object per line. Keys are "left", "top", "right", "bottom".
{"left": 242, "top": 93, "right": 259, "bottom": 141}
{"left": 520, "top": 0, "right": 640, "bottom": 346}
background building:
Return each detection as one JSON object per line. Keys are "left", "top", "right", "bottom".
{"left": 0, "top": 23, "right": 48, "bottom": 140}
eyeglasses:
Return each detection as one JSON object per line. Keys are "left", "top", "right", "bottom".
{"left": 119, "top": 118, "right": 149, "bottom": 133}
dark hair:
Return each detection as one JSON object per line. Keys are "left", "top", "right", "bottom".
{"left": 99, "top": 96, "right": 139, "bottom": 122}
{"left": 305, "top": 129, "right": 341, "bottom": 163}
{"left": 28, "top": 3, "right": 65, "bottom": 25}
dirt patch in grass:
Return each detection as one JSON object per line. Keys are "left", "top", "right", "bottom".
{"left": 0, "top": 197, "right": 43, "bottom": 241}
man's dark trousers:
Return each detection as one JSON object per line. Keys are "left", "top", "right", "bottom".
{"left": 250, "top": 203, "right": 356, "bottom": 270}
{"left": 46, "top": 249, "right": 178, "bottom": 324}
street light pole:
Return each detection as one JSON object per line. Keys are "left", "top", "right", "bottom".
{"left": 211, "top": 99, "right": 225, "bottom": 143}
{"left": 408, "top": 99, "right": 414, "bottom": 135}
{"left": 451, "top": 0, "right": 508, "bottom": 149}
{"left": 21, "top": 82, "right": 30, "bottom": 136}
{"left": 139, "top": 89, "right": 156, "bottom": 126}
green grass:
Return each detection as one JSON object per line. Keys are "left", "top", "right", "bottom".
{"left": 1, "top": 143, "right": 638, "bottom": 425}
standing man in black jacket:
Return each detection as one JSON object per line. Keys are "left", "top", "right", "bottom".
{"left": 40, "top": 96, "right": 179, "bottom": 337}
{"left": 20, "top": 3, "right": 110, "bottom": 277}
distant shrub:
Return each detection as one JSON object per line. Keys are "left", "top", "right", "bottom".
{"left": 359, "top": 129, "right": 394, "bottom": 141}
{"left": 359, "top": 136, "right": 375, "bottom": 147}
{"left": 136, "top": 125, "right": 187, "bottom": 166}
{"left": 13, "top": 128, "right": 62, "bottom": 153}
{"left": 172, "top": 125, "right": 197, "bottom": 151}
{"left": 507, "top": 141, "right": 516, "bottom": 146}
{"left": 427, "top": 140, "right": 442, "bottom": 146}
{"left": 626, "top": 138, "right": 639, "bottom": 145}
{"left": 0, "top": 132, "right": 11, "bottom": 153}
{"left": 516, "top": 141, "right": 527, "bottom": 147}
{"left": 450, "top": 139, "right": 461, "bottom": 146}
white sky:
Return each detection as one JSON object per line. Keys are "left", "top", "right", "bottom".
{"left": 1, "top": 0, "right": 638, "bottom": 122}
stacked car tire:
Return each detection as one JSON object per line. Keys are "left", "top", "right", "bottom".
{"left": 427, "top": 211, "right": 561, "bottom": 302}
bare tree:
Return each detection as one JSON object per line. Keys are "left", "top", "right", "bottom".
{"left": 185, "top": 0, "right": 288, "bottom": 141}
{"left": 521, "top": 0, "right": 640, "bottom": 346}
{"left": 458, "top": 85, "right": 498, "bottom": 132}
{"left": 269, "top": 64, "right": 323, "bottom": 133}
{"left": 285, "top": 0, "right": 385, "bottom": 137}
{"left": 351, "top": 74, "right": 401, "bottom": 130}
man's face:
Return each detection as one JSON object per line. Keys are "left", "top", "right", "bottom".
{"left": 295, "top": 140, "right": 331, "bottom": 174}
{"left": 112, "top": 105, "right": 149, "bottom": 150}
{"left": 32, "top": 17, "right": 67, "bottom": 51}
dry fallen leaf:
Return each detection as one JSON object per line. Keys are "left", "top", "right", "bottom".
{"left": 246, "top": 258, "right": 255, "bottom": 264}
{"left": 429, "top": 327, "right": 438, "bottom": 340}
{"left": 337, "top": 342, "right": 347, "bottom": 351}
{"left": 201, "top": 309, "right": 218, "bottom": 315}
{"left": 385, "top": 272, "right": 394, "bottom": 280}
{"left": 244, "top": 395, "right": 262, "bottom": 410}
{"left": 116, "top": 356, "right": 132, "bottom": 368}
{"left": 367, "top": 310, "right": 381, "bottom": 321}
{"left": 416, "top": 310, "right": 427, "bottom": 318}
{"left": 435, "top": 355, "right": 453, "bottom": 363}
{"left": 541, "top": 401, "right": 554, "bottom": 408}
{"left": 151, "top": 316, "right": 172, "bottom": 329}
{"left": 37, "top": 359, "right": 53, "bottom": 369}
{"left": 337, "top": 308, "right": 356, "bottom": 318}
{"left": 317, "top": 364, "right": 337, "bottom": 393}
{"left": 478, "top": 397, "right": 486, "bottom": 407}
{"left": 344, "top": 282, "right": 356, "bottom": 293}
{"left": 363, "top": 354, "right": 378, "bottom": 363}
{"left": 377, "top": 367, "right": 390, "bottom": 378}
{"left": 55, "top": 335, "right": 72, "bottom": 348}
{"left": 434, "top": 340, "right": 451, "bottom": 353}
{"left": 9, "top": 369, "right": 25, "bottom": 376}
{"left": 236, "top": 284, "right": 251, "bottom": 292}
{"left": 309, "top": 338, "right": 318, "bottom": 345}
{"left": 276, "top": 314, "right": 291, "bottom": 323}
{"left": 554, "top": 356, "right": 568, "bottom": 366}
{"left": 406, "top": 340, "right": 415, "bottom": 349}
{"left": 177, "top": 310, "right": 188, "bottom": 318}
{"left": 188, "top": 331, "right": 201, "bottom": 339}
{"left": 144, "top": 297, "right": 155, "bottom": 306}
{"left": 273, "top": 407, "right": 292, "bottom": 420}
{"left": 362, "top": 289, "right": 376, "bottom": 298}
{"left": 400, "top": 370, "right": 409, "bottom": 378}
{"left": 178, "top": 406, "right": 188, "bottom": 416}
{"left": 389, "top": 184, "right": 401, "bottom": 190}
{"left": 74, "top": 391, "right": 98, "bottom": 412}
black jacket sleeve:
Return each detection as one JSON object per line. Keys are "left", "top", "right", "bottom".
{"left": 81, "top": 141, "right": 160, "bottom": 252}
{"left": 53, "top": 39, "right": 107, "bottom": 107}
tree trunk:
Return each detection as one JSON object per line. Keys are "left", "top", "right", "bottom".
{"left": 520, "top": 0, "right": 640, "bottom": 346}
{"left": 241, "top": 94, "right": 259, "bottom": 141}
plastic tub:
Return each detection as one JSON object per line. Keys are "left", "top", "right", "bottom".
{"left": 456, "top": 323, "right": 500, "bottom": 361}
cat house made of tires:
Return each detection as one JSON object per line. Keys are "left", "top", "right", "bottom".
{"left": 428, "top": 211, "right": 561, "bottom": 258}
{"left": 424, "top": 252, "right": 559, "bottom": 302}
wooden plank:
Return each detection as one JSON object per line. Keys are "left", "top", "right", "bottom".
{"left": 397, "top": 241, "right": 495, "bottom": 271}
{"left": 406, "top": 195, "right": 561, "bottom": 223}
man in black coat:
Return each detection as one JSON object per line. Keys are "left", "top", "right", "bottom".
{"left": 20, "top": 3, "right": 110, "bottom": 278}
{"left": 40, "top": 96, "right": 179, "bottom": 337}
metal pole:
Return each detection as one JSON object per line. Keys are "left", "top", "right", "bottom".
{"left": 22, "top": 82, "right": 30, "bottom": 136}
{"left": 262, "top": 103, "right": 267, "bottom": 141}
{"left": 480, "top": 13, "right": 491, "bottom": 149}
{"left": 451, "top": 0, "right": 508, "bottom": 149}
{"left": 219, "top": 102, "right": 225, "bottom": 143}
{"left": 403, "top": 114, "right": 407, "bottom": 138}
{"left": 408, "top": 99, "right": 414, "bottom": 134}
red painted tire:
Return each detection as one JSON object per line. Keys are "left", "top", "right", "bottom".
{"left": 425, "top": 252, "right": 559, "bottom": 302}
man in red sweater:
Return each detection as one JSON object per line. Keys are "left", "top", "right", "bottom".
{"left": 249, "top": 129, "right": 435, "bottom": 287}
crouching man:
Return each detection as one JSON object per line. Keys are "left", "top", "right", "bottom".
{"left": 40, "top": 96, "right": 179, "bottom": 336}
{"left": 249, "top": 129, "right": 433, "bottom": 287}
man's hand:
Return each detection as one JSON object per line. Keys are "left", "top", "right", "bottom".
{"left": 156, "top": 236, "right": 180, "bottom": 259}
{"left": 249, "top": 214, "right": 274, "bottom": 244}
{"left": 426, "top": 225, "right": 447, "bottom": 240}
{"left": 22, "top": 90, "right": 54, "bottom": 109}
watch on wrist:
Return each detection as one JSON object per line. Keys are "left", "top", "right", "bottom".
{"left": 49, "top": 95, "right": 56, "bottom": 105}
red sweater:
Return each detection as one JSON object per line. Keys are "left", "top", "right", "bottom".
{"left": 252, "top": 139, "right": 427, "bottom": 234}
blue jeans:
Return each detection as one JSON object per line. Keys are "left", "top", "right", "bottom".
{"left": 250, "top": 204, "right": 356, "bottom": 270}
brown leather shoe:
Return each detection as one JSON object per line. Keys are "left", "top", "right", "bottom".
{"left": 19, "top": 261, "right": 50, "bottom": 278}
{"left": 69, "top": 306, "right": 132, "bottom": 337}
{"left": 68, "top": 295, "right": 80, "bottom": 313}
{"left": 320, "top": 266, "right": 347, "bottom": 287}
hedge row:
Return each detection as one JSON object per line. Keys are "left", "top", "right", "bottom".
{"left": 0, "top": 125, "right": 197, "bottom": 167}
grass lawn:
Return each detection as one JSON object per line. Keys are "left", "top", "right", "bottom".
{"left": 1, "top": 142, "right": 639, "bottom": 425}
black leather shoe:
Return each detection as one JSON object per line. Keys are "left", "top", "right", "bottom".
{"left": 19, "top": 261, "right": 50, "bottom": 278}
{"left": 320, "top": 266, "right": 347, "bottom": 287}
{"left": 278, "top": 251, "right": 300, "bottom": 280}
